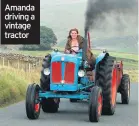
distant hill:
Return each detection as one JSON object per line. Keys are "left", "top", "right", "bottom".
{"left": 57, "top": 35, "right": 138, "bottom": 54}
{"left": 92, "top": 35, "right": 138, "bottom": 53}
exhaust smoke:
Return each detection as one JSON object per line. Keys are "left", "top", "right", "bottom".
{"left": 84, "top": 0, "right": 137, "bottom": 34}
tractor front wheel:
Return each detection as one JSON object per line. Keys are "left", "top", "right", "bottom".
{"left": 41, "top": 98, "right": 60, "bottom": 113}
{"left": 89, "top": 86, "right": 103, "bottom": 122}
{"left": 26, "top": 84, "right": 41, "bottom": 119}
{"left": 69, "top": 99, "right": 78, "bottom": 102}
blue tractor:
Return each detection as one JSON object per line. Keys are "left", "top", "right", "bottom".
{"left": 25, "top": 32, "right": 130, "bottom": 122}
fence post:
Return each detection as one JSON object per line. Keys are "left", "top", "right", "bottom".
{"left": 36, "top": 61, "right": 37, "bottom": 67}
{"left": 29, "top": 63, "right": 31, "bottom": 72}
{"left": 8, "top": 60, "right": 9, "bottom": 67}
{"left": 39, "top": 59, "right": 41, "bottom": 65}
{"left": 2, "top": 57, "right": 4, "bottom": 67}
{"left": 18, "top": 60, "right": 20, "bottom": 69}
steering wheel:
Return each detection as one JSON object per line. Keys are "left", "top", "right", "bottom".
{"left": 70, "top": 49, "right": 79, "bottom": 54}
{"left": 70, "top": 46, "right": 79, "bottom": 54}
{"left": 65, "top": 46, "right": 79, "bottom": 54}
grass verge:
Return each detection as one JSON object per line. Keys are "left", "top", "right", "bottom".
{"left": 0, "top": 66, "right": 40, "bottom": 107}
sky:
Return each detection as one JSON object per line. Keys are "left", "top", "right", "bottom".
{"left": 40, "top": 0, "right": 137, "bottom": 42}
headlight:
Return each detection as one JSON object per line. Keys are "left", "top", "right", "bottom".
{"left": 78, "top": 70, "right": 85, "bottom": 77}
{"left": 61, "top": 80, "right": 65, "bottom": 84}
{"left": 61, "top": 57, "right": 64, "bottom": 61}
{"left": 44, "top": 68, "right": 50, "bottom": 75}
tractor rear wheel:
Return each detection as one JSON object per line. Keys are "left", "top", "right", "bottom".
{"left": 120, "top": 74, "right": 130, "bottom": 104}
{"left": 41, "top": 98, "right": 59, "bottom": 113}
{"left": 40, "top": 54, "right": 51, "bottom": 91}
{"left": 26, "top": 84, "right": 41, "bottom": 119}
{"left": 96, "top": 55, "right": 117, "bottom": 115}
{"left": 89, "top": 86, "right": 103, "bottom": 122}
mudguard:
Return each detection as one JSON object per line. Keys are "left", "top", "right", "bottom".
{"left": 95, "top": 52, "right": 109, "bottom": 66}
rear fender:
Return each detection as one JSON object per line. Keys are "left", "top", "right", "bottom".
{"left": 116, "top": 61, "right": 123, "bottom": 88}
{"left": 95, "top": 52, "right": 109, "bottom": 66}
{"left": 94, "top": 52, "right": 109, "bottom": 84}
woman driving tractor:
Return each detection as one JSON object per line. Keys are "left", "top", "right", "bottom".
{"left": 64, "top": 28, "right": 96, "bottom": 69}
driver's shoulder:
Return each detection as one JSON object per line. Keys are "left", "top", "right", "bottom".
{"left": 78, "top": 35, "right": 84, "bottom": 44}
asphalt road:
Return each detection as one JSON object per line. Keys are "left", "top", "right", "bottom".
{"left": 0, "top": 84, "right": 138, "bottom": 126}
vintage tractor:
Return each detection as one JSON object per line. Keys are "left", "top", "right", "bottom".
{"left": 25, "top": 32, "right": 130, "bottom": 122}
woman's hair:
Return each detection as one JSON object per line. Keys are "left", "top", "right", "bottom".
{"left": 67, "top": 28, "right": 82, "bottom": 42}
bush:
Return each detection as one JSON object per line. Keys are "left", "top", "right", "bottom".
{"left": 21, "top": 26, "right": 57, "bottom": 51}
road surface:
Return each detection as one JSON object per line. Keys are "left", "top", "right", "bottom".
{"left": 0, "top": 84, "right": 138, "bottom": 126}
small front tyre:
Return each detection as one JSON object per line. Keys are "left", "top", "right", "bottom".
{"left": 41, "top": 98, "right": 60, "bottom": 113}
{"left": 26, "top": 84, "right": 41, "bottom": 119}
{"left": 89, "top": 86, "right": 103, "bottom": 122}
{"left": 69, "top": 99, "right": 78, "bottom": 102}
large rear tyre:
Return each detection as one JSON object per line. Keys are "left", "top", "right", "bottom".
{"left": 40, "top": 54, "right": 51, "bottom": 91}
{"left": 96, "top": 55, "right": 117, "bottom": 115}
{"left": 26, "top": 84, "right": 41, "bottom": 119}
{"left": 120, "top": 74, "right": 130, "bottom": 104}
{"left": 41, "top": 98, "right": 60, "bottom": 113}
{"left": 89, "top": 86, "right": 103, "bottom": 122}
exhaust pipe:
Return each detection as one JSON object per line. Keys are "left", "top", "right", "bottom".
{"left": 87, "top": 32, "right": 91, "bottom": 49}
{"left": 82, "top": 30, "right": 88, "bottom": 61}
{"left": 82, "top": 29, "right": 91, "bottom": 61}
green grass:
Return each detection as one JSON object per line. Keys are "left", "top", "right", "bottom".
{"left": 124, "top": 69, "right": 138, "bottom": 83}
{"left": 0, "top": 66, "right": 41, "bottom": 107}
{"left": 0, "top": 67, "right": 27, "bottom": 107}
{"left": 123, "top": 61, "right": 138, "bottom": 69}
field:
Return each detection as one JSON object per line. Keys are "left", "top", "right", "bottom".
{"left": 14, "top": 48, "right": 138, "bottom": 60}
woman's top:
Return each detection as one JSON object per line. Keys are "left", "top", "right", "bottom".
{"left": 65, "top": 35, "right": 84, "bottom": 51}
{"left": 71, "top": 42, "right": 79, "bottom": 52}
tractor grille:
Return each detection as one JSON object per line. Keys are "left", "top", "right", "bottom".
{"left": 51, "top": 62, "right": 62, "bottom": 83}
{"left": 64, "top": 62, "right": 75, "bottom": 83}
{"left": 51, "top": 62, "right": 75, "bottom": 84}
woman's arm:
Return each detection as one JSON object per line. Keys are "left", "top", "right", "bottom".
{"left": 78, "top": 36, "right": 84, "bottom": 49}
{"left": 64, "top": 42, "right": 71, "bottom": 53}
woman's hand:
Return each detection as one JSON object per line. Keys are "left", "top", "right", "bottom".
{"left": 65, "top": 49, "right": 70, "bottom": 54}
{"left": 65, "top": 49, "right": 78, "bottom": 54}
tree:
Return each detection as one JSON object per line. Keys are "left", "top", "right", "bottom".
{"left": 21, "top": 26, "right": 57, "bottom": 50}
